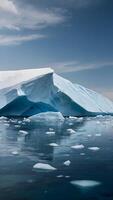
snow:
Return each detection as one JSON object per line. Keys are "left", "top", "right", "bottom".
{"left": 0, "top": 68, "right": 113, "bottom": 117}
{"left": 71, "top": 144, "right": 85, "bottom": 149}
{"left": 33, "top": 163, "right": 56, "bottom": 171}
{"left": 63, "top": 160, "right": 71, "bottom": 166}
{"left": 70, "top": 180, "right": 101, "bottom": 187}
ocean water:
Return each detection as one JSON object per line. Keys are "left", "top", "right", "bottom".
{"left": 0, "top": 116, "right": 113, "bottom": 200}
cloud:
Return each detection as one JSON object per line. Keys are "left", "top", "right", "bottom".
{"left": 0, "top": 34, "right": 45, "bottom": 45}
{"left": 45, "top": 61, "right": 113, "bottom": 73}
{"left": 0, "top": 0, "right": 18, "bottom": 14}
{"left": 0, "top": 1, "right": 66, "bottom": 30}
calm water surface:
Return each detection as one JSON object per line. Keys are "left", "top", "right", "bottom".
{"left": 0, "top": 116, "right": 113, "bottom": 200}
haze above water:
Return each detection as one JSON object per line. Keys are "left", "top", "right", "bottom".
{"left": 0, "top": 115, "right": 113, "bottom": 200}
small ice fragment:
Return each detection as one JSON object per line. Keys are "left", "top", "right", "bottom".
{"left": 67, "top": 129, "right": 76, "bottom": 134}
{"left": 87, "top": 134, "right": 92, "bottom": 137}
{"left": 65, "top": 176, "right": 70, "bottom": 178}
{"left": 70, "top": 180, "right": 101, "bottom": 187}
{"left": 48, "top": 143, "right": 59, "bottom": 147}
{"left": 33, "top": 163, "right": 56, "bottom": 171}
{"left": 18, "top": 130, "right": 29, "bottom": 135}
{"left": 63, "top": 160, "right": 71, "bottom": 166}
{"left": 12, "top": 151, "right": 19, "bottom": 155}
{"left": 69, "top": 116, "right": 78, "bottom": 120}
{"left": 71, "top": 144, "right": 84, "bottom": 149}
{"left": 96, "top": 121, "right": 101, "bottom": 124}
{"left": 46, "top": 131, "right": 55, "bottom": 135}
{"left": 95, "top": 133, "right": 101, "bottom": 137}
{"left": 88, "top": 147, "right": 100, "bottom": 151}
{"left": 49, "top": 128, "right": 54, "bottom": 131}
{"left": 23, "top": 118, "right": 31, "bottom": 123}
{"left": 0, "top": 116, "right": 7, "bottom": 120}
{"left": 4, "top": 123, "right": 9, "bottom": 127}
{"left": 68, "top": 122, "right": 73, "bottom": 126}
{"left": 57, "top": 175, "right": 64, "bottom": 178}
{"left": 15, "top": 125, "right": 21, "bottom": 128}
{"left": 80, "top": 153, "right": 85, "bottom": 156}
{"left": 18, "top": 120, "right": 22, "bottom": 124}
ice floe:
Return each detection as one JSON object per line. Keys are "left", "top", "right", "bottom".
{"left": 63, "top": 160, "right": 71, "bottom": 166}
{"left": 48, "top": 143, "right": 59, "bottom": 147}
{"left": 88, "top": 147, "right": 100, "bottom": 151}
{"left": 67, "top": 129, "right": 76, "bottom": 134}
{"left": 45, "top": 131, "right": 55, "bottom": 135}
{"left": 70, "top": 180, "right": 101, "bottom": 187}
{"left": 71, "top": 144, "right": 85, "bottom": 149}
{"left": 18, "top": 130, "right": 29, "bottom": 135}
{"left": 33, "top": 163, "right": 56, "bottom": 171}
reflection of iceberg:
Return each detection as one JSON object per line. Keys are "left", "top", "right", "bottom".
{"left": 0, "top": 68, "right": 113, "bottom": 117}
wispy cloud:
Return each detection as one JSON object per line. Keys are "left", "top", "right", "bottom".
{"left": 0, "top": 0, "right": 18, "bottom": 14}
{"left": 0, "top": 34, "right": 45, "bottom": 46}
{"left": 46, "top": 60, "right": 113, "bottom": 73}
{"left": 0, "top": 0, "right": 66, "bottom": 30}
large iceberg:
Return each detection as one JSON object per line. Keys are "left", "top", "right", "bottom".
{"left": 0, "top": 68, "right": 113, "bottom": 117}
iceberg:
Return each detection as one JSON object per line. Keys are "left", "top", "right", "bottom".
{"left": 0, "top": 68, "right": 113, "bottom": 117}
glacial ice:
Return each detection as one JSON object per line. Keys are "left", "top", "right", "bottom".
{"left": 0, "top": 68, "right": 113, "bottom": 117}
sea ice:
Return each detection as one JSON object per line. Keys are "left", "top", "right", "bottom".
{"left": 70, "top": 180, "right": 101, "bottom": 187}
{"left": 33, "top": 163, "right": 56, "bottom": 171}
{"left": 63, "top": 160, "right": 71, "bottom": 166}
{"left": 48, "top": 143, "right": 59, "bottom": 147}
{"left": 88, "top": 147, "right": 100, "bottom": 151}
{"left": 18, "top": 130, "right": 29, "bottom": 135}
{"left": 71, "top": 144, "right": 85, "bottom": 149}
{"left": 67, "top": 129, "right": 76, "bottom": 134}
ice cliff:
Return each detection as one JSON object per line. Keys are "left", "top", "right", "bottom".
{"left": 0, "top": 68, "right": 113, "bottom": 117}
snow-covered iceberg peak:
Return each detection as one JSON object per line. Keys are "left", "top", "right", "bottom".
{"left": 0, "top": 67, "right": 113, "bottom": 117}
{"left": 0, "top": 68, "right": 53, "bottom": 90}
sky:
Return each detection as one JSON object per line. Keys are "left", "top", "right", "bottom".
{"left": 0, "top": 0, "right": 113, "bottom": 100}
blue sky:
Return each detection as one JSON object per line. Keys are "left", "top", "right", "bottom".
{"left": 0, "top": 0, "right": 113, "bottom": 99}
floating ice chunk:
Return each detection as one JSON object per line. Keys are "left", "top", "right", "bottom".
{"left": 67, "top": 129, "right": 76, "bottom": 134}
{"left": 0, "top": 116, "right": 7, "bottom": 120}
{"left": 23, "top": 118, "right": 31, "bottom": 123}
{"left": 80, "top": 153, "right": 85, "bottom": 156}
{"left": 95, "top": 133, "right": 101, "bottom": 137}
{"left": 48, "top": 143, "right": 59, "bottom": 147}
{"left": 68, "top": 122, "right": 73, "bottom": 126}
{"left": 87, "top": 134, "right": 92, "bottom": 137}
{"left": 33, "top": 163, "right": 56, "bottom": 171}
{"left": 49, "top": 128, "right": 54, "bottom": 131}
{"left": 63, "top": 160, "right": 71, "bottom": 166}
{"left": 46, "top": 131, "right": 55, "bottom": 135}
{"left": 69, "top": 116, "right": 78, "bottom": 120}
{"left": 15, "top": 124, "right": 21, "bottom": 128}
{"left": 70, "top": 180, "right": 101, "bottom": 187}
{"left": 4, "top": 123, "right": 9, "bottom": 127}
{"left": 88, "top": 147, "right": 100, "bottom": 151}
{"left": 30, "top": 112, "right": 64, "bottom": 122}
{"left": 65, "top": 176, "right": 70, "bottom": 178}
{"left": 57, "top": 175, "right": 64, "bottom": 178}
{"left": 12, "top": 151, "right": 19, "bottom": 155}
{"left": 71, "top": 144, "right": 84, "bottom": 149}
{"left": 96, "top": 121, "right": 101, "bottom": 124}
{"left": 18, "top": 130, "right": 29, "bottom": 135}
